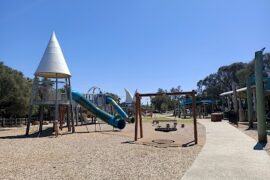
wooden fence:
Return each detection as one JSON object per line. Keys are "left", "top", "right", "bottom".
{"left": 0, "top": 118, "right": 28, "bottom": 127}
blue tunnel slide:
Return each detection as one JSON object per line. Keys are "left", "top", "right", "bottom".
{"left": 72, "top": 91, "right": 127, "bottom": 129}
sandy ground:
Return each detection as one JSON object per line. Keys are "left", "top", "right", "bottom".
{"left": 228, "top": 121, "right": 270, "bottom": 155}
{"left": 0, "top": 118, "right": 205, "bottom": 180}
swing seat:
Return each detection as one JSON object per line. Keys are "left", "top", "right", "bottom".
{"left": 155, "top": 127, "right": 177, "bottom": 132}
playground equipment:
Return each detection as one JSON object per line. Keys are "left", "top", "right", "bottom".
{"left": 81, "top": 86, "right": 129, "bottom": 125}
{"left": 133, "top": 91, "right": 198, "bottom": 144}
{"left": 26, "top": 32, "right": 75, "bottom": 135}
{"left": 72, "top": 91, "right": 126, "bottom": 129}
{"left": 255, "top": 49, "right": 267, "bottom": 142}
{"left": 219, "top": 48, "right": 268, "bottom": 143}
{"left": 26, "top": 32, "right": 129, "bottom": 136}
{"left": 179, "top": 98, "right": 215, "bottom": 118}
{"left": 153, "top": 120, "right": 178, "bottom": 132}
{"left": 120, "top": 88, "right": 136, "bottom": 122}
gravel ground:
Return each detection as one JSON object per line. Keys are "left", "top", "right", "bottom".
{"left": 0, "top": 121, "right": 205, "bottom": 180}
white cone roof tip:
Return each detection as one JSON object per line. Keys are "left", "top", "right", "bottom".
{"left": 124, "top": 88, "right": 133, "bottom": 103}
{"left": 133, "top": 89, "right": 137, "bottom": 102}
{"left": 35, "top": 32, "right": 71, "bottom": 78}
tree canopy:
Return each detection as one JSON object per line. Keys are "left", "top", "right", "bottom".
{"left": 197, "top": 53, "right": 270, "bottom": 99}
{"left": 0, "top": 62, "right": 32, "bottom": 117}
{"left": 150, "top": 86, "right": 181, "bottom": 112}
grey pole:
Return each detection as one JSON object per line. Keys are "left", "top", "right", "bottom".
{"left": 255, "top": 49, "right": 267, "bottom": 142}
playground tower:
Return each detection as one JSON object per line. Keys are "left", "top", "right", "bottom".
{"left": 26, "top": 32, "right": 75, "bottom": 135}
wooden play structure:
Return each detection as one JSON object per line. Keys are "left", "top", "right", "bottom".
{"left": 134, "top": 90, "right": 198, "bottom": 144}
{"left": 219, "top": 49, "right": 268, "bottom": 143}
{"left": 26, "top": 32, "right": 75, "bottom": 136}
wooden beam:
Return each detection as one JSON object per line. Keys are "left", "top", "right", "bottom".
{"left": 139, "top": 91, "right": 194, "bottom": 97}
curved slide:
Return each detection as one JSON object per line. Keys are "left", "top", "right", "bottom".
{"left": 106, "top": 96, "right": 129, "bottom": 121}
{"left": 72, "top": 91, "right": 126, "bottom": 129}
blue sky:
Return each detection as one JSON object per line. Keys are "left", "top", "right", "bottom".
{"left": 0, "top": 0, "right": 270, "bottom": 101}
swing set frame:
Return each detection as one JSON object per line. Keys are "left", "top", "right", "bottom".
{"left": 134, "top": 90, "right": 198, "bottom": 144}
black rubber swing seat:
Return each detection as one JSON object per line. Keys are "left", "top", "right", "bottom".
{"left": 154, "top": 127, "right": 177, "bottom": 132}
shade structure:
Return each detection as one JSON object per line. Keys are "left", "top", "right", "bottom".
{"left": 35, "top": 32, "right": 71, "bottom": 78}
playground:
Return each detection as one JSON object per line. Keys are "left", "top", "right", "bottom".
{"left": 1, "top": 28, "right": 270, "bottom": 180}
{"left": 0, "top": 113, "right": 205, "bottom": 180}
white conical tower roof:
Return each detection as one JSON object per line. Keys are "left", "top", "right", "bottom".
{"left": 35, "top": 32, "right": 71, "bottom": 78}
{"left": 124, "top": 88, "right": 133, "bottom": 103}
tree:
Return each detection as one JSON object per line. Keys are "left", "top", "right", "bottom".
{"left": 0, "top": 62, "right": 32, "bottom": 117}
{"left": 151, "top": 86, "right": 182, "bottom": 112}
{"left": 106, "top": 92, "right": 121, "bottom": 103}
{"left": 197, "top": 62, "right": 247, "bottom": 98}
{"left": 236, "top": 53, "right": 270, "bottom": 87}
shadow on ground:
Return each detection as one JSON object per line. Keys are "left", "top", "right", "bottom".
{"left": 254, "top": 142, "right": 267, "bottom": 150}
{"left": 0, "top": 127, "right": 55, "bottom": 139}
{"left": 0, "top": 126, "right": 121, "bottom": 139}
{"left": 122, "top": 139, "right": 196, "bottom": 148}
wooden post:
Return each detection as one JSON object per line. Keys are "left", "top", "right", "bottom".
{"left": 66, "top": 105, "right": 71, "bottom": 132}
{"left": 192, "top": 90, "right": 198, "bottom": 144}
{"left": 238, "top": 98, "right": 244, "bottom": 122}
{"left": 134, "top": 93, "right": 139, "bottom": 141}
{"left": 247, "top": 78, "right": 253, "bottom": 128}
{"left": 232, "top": 82, "right": 238, "bottom": 119}
{"left": 183, "top": 104, "right": 186, "bottom": 119}
{"left": 65, "top": 78, "right": 71, "bottom": 131}
{"left": 54, "top": 75, "right": 59, "bottom": 136}
{"left": 75, "top": 106, "right": 79, "bottom": 126}
{"left": 255, "top": 50, "right": 267, "bottom": 142}
{"left": 68, "top": 77, "right": 75, "bottom": 133}
{"left": 39, "top": 105, "right": 44, "bottom": 133}
{"left": 138, "top": 96, "right": 143, "bottom": 138}
{"left": 26, "top": 105, "right": 33, "bottom": 135}
{"left": 26, "top": 77, "right": 39, "bottom": 135}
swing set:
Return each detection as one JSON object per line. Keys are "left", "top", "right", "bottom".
{"left": 134, "top": 90, "right": 198, "bottom": 144}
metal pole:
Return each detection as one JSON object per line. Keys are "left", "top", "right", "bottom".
{"left": 255, "top": 50, "right": 267, "bottom": 142}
